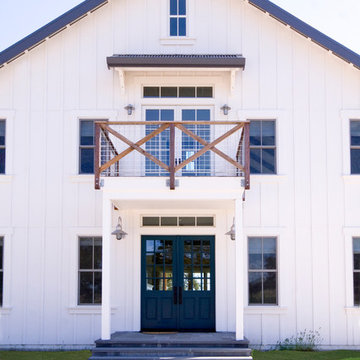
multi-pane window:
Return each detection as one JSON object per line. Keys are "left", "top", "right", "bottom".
{"left": 248, "top": 237, "right": 277, "bottom": 305}
{"left": 79, "top": 120, "right": 95, "bottom": 174}
{"left": 170, "top": 0, "right": 186, "bottom": 36}
{"left": 0, "top": 120, "right": 5, "bottom": 174}
{"left": 143, "top": 87, "right": 213, "bottom": 98}
{"left": 78, "top": 237, "right": 102, "bottom": 305}
{"left": 0, "top": 237, "right": 3, "bottom": 306}
{"left": 350, "top": 120, "right": 360, "bottom": 174}
{"left": 250, "top": 120, "right": 276, "bottom": 174}
{"left": 353, "top": 238, "right": 360, "bottom": 305}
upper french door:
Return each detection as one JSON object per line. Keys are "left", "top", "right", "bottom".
{"left": 144, "top": 107, "right": 212, "bottom": 176}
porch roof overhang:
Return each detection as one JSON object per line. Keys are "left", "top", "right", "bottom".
{"left": 106, "top": 54, "right": 246, "bottom": 69}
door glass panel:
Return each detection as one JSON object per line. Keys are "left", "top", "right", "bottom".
{"left": 146, "top": 254, "right": 154, "bottom": 265}
{"left": 145, "top": 109, "right": 174, "bottom": 176}
{"left": 146, "top": 266, "right": 154, "bottom": 278}
{"left": 182, "top": 109, "right": 211, "bottom": 176}
{"left": 145, "top": 238, "right": 174, "bottom": 291}
{"left": 183, "top": 238, "right": 212, "bottom": 291}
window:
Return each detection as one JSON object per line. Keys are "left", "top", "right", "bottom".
{"left": 0, "top": 237, "right": 3, "bottom": 306}
{"left": 78, "top": 237, "right": 102, "bottom": 305}
{"left": 142, "top": 216, "right": 214, "bottom": 227}
{"left": 170, "top": 0, "right": 186, "bottom": 36}
{"left": 143, "top": 86, "right": 213, "bottom": 98}
{"left": 250, "top": 120, "right": 276, "bottom": 174}
{"left": 79, "top": 120, "right": 95, "bottom": 174}
{"left": 353, "top": 237, "right": 360, "bottom": 305}
{"left": 0, "top": 120, "right": 5, "bottom": 174}
{"left": 350, "top": 120, "right": 360, "bottom": 174}
{"left": 248, "top": 237, "right": 277, "bottom": 305}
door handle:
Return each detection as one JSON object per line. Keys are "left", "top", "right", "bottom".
{"left": 179, "top": 286, "right": 183, "bottom": 305}
{"left": 174, "top": 286, "right": 178, "bottom": 304}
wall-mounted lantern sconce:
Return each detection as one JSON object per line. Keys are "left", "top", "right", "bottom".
{"left": 225, "top": 218, "right": 235, "bottom": 241}
{"left": 221, "top": 104, "right": 231, "bottom": 116}
{"left": 124, "top": 104, "right": 135, "bottom": 115}
{"left": 111, "top": 217, "right": 128, "bottom": 240}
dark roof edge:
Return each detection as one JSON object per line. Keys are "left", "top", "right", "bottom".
{"left": 248, "top": 0, "right": 360, "bottom": 69}
{"left": 107, "top": 55, "right": 246, "bottom": 68}
{"left": 0, "top": 0, "right": 108, "bottom": 67}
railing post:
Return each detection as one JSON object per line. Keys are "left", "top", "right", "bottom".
{"left": 94, "top": 122, "right": 101, "bottom": 190}
{"left": 169, "top": 123, "right": 175, "bottom": 190}
{"left": 244, "top": 122, "right": 250, "bottom": 190}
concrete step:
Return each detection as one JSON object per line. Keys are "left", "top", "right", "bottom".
{"left": 92, "top": 347, "right": 252, "bottom": 357}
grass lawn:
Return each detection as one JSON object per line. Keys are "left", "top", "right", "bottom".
{"left": 0, "top": 350, "right": 359, "bottom": 360}
{"left": 0, "top": 351, "right": 91, "bottom": 360}
{"left": 253, "top": 350, "right": 360, "bottom": 360}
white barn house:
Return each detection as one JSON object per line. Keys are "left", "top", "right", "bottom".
{"left": 0, "top": 0, "right": 360, "bottom": 354}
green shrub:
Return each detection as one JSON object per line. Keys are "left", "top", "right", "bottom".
{"left": 277, "top": 329, "right": 322, "bottom": 351}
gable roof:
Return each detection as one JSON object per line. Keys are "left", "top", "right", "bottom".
{"left": 0, "top": 0, "right": 108, "bottom": 67}
{"left": 0, "top": 0, "right": 359, "bottom": 69}
{"left": 248, "top": 0, "right": 360, "bottom": 69}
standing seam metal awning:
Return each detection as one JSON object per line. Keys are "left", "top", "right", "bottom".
{"left": 106, "top": 54, "right": 246, "bottom": 69}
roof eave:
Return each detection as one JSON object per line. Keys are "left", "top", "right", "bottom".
{"left": 0, "top": 0, "right": 108, "bottom": 67}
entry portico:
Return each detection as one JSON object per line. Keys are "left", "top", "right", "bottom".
{"left": 100, "top": 177, "right": 246, "bottom": 340}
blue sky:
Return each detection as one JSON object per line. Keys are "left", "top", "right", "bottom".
{"left": 0, "top": 0, "right": 359, "bottom": 54}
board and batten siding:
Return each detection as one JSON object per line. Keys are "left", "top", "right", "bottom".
{"left": 0, "top": 0, "right": 359, "bottom": 347}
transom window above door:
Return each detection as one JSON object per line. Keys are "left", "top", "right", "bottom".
{"left": 143, "top": 86, "right": 213, "bottom": 98}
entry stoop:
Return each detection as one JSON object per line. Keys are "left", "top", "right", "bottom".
{"left": 89, "top": 332, "right": 253, "bottom": 359}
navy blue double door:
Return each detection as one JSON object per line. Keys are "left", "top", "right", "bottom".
{"left": 141, "top": 235, "right": 215, "bottom": 331}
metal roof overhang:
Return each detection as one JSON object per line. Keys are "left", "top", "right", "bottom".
{"left": 106, "top": 55, "right": 246, "bottom": 69}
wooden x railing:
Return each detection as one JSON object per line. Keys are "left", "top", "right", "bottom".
{"left": 94, "top": 121, "right": 250, "bottom": 190}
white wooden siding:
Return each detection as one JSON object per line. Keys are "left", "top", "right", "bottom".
{"left": 0, "top": 0, "right": 359, "bottom": 347}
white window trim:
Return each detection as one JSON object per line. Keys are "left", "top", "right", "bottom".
{"left": 341, "top": 110, "right": 360, "bottom": 176}
{"left": 0, "top": 228, "right": 13, "bottom": 314}
{"left": 0, "top": 111, "right": 15, "bottom": 177}
{"left": 243, "top": 226, "right": 289, "bottom": 313}
{"left": 237, "top": 110, "right": 290, "bottom": 178}
{"left": 67, "top": 227, "right": 103, "bottom": 313}
{"left": 65, "top": 110, "right": 118, "bottom": 179}
{"left": 344, "top": 227, "right": 360, "bottom": 311}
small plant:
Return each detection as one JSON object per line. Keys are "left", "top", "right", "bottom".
{"left": 277, "top": 328, "right": 322, "bottom": 351}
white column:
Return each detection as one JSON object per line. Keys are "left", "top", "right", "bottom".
{"left": 101, "top": 195, "right": 112, "bottom": 340}
{"left": 235, "top": 196, "right": 244, "bottom": 340}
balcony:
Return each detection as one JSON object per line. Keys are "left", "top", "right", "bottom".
{"left": 94, "top": 121, "right": 250, "bottom": 190}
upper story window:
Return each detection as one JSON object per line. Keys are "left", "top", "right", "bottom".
{"left": 250, "top": 120, "right": 276, "bottom": 174}
{"left": 143, "top": 86, "right": 213, "bottom": 98}
{"left": 248, "top": 237, "right": 277, "bottom": 305}
{"left": 0, "top": 237, "right": 3, "bottom": 306}
{"left": 350, "top": 120, "right": 360, "bottom": 174}
{"left": 353, "top": 237, "right": 360, "bottom": 306}
{"left": 78, "top": 237, "right": 102, "bottom": 305}
{"left": 79, "top": 120, "right": 95, "bottom": 174}
{"left": 170, "top": 0, "right": 186, "bottom": 36}
{"left": 0, "top": 120, "right": 5, "bottom": 174}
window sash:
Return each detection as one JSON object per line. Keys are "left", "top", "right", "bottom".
{"left": 0, "top": 120, "right": 5, "bottom": 174}
{"left": 350, "top": 120, "right": 360, "bottom": 174}
{"left": 249, "top": 120, "right": 276, "bottom": 174}
{"left": 78, "top": 236, "right": 102, "bottom": 305}
{"left": 248, "top": 237, "right": 278, "bottom": 305}
{"left": 169, "top": 0, "right": 187, "bottom": 36}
